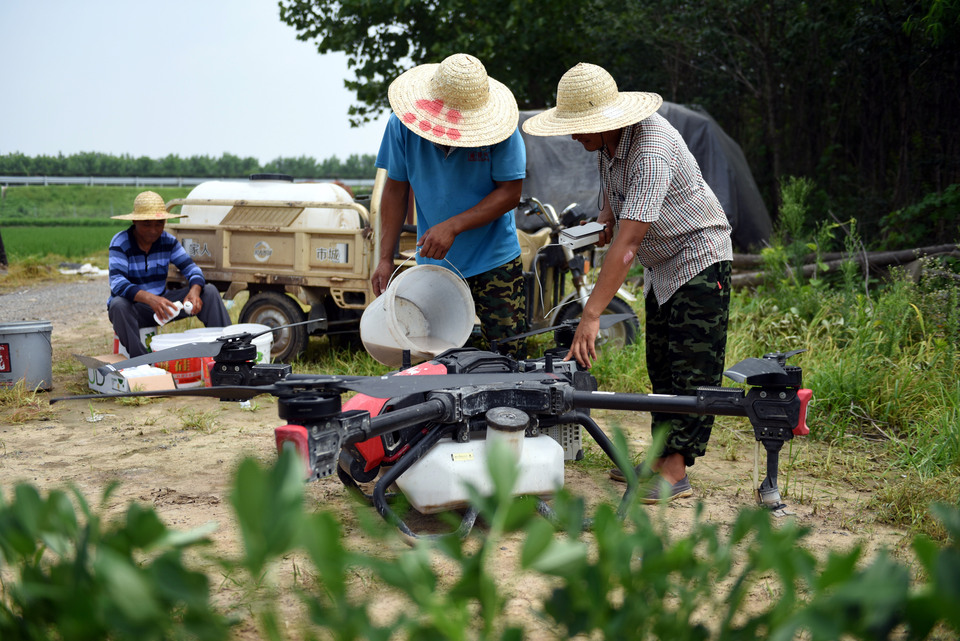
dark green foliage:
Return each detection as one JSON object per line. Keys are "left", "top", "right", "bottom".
{"left": 277, "top": 0, "right": 960, "bottom": 239}
{"left": 881, "top": 184, "right": 960, "bottom": 248}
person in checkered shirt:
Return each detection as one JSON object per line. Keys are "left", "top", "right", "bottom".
{"left": 524, "top": 63, "right": 733, "bottom": 504}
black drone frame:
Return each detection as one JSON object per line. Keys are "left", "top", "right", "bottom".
{"left": 55, "top": 326, "right": 812, "bottom": 542}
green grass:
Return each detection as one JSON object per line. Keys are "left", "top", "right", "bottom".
{"left": 0, "top": 185, "right": 193, "bottom": 220}
{"left": 2, "top": 226, "right": 119, "bottom": 261}
{"left": 0, "top": 185, "right": 193, "bottom": 260}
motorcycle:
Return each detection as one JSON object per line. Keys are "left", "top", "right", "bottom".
{"left": 515, "top": 196, "right": 639, "bottom": 350}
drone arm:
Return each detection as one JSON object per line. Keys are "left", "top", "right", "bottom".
{"left": 363, "top": 398, "right": 451, "bottom": 442}
{"left": 569, "top": 387, "right": 747, "bottom": 418}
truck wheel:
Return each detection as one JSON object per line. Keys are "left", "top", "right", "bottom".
{"left": 240, "top": 292, "right": 308, "bottom": 363}
{"left": 556, "top": 296, "right": 639, "bottom": 350}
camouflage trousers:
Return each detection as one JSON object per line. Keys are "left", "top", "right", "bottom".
{"left": 467, "top": 257, "right": 527, "bottom": 359}
{"left": 645, "top": 261, "right": 731, "bottom": 467}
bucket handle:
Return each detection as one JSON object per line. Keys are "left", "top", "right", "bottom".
{"left": 386, "top": 248, "right": 469, "bottom": 290}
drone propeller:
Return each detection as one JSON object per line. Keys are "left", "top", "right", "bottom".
{"left": 98, "top": 319, "right": 318, "bottom": 376}
{"left": 496, "top": 312, "right": 637, "bottom": 346}
{"left": 50, "top": 371, "right": 560, "bottom": 405}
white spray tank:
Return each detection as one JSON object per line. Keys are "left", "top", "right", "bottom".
{"left": 179, "top": 174, "right": 360, "bottom": 229}
{"left": 394, "top": 406, "right": 565, "bottom": 514}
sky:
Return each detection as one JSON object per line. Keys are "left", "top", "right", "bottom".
{"left": 0, "top": 0, "right": 392, "bottom": 164}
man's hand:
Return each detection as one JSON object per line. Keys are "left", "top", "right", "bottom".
{"left": 184, "top": 284, "right": 202, "bottom": 315}
{"left": 563, "top": 312, "right": 601, "bottom": 368}
{"left": 595, "top": 209, "right": 616, "bottom": 248}
{"left": 371, "top": 258, "right": 394, "bottom": 296}
{"left": 417, "top": 220, "right": 457, "bottom": 260}
{"left": 148, "top": 295, "right": 180, "bottom": 323}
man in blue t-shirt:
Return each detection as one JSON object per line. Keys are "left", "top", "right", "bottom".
{"left": 372, "top": 53, "right": 527, "bottom": 358}
{"left": 108, "top": 191, "right": 231, "bottom": 357}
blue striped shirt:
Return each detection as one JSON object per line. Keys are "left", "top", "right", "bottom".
{"left": 600, "top": 113, "right": 732, "bottom": 305}
{"left": 107, "top": 226, "right": 205, "bottom": 307}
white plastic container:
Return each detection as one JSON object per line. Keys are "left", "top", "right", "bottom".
{"left": 396, "top": 406, "right": 563, "bottom": 514}
{"left": 360, "top": 265, "right": 475, "bottom": 367}
{"left": 180, "top": 177, "right": 358, "bottom": 229}
{"left": 153, "top": 301, "right": 184, "bottom": 326}
{"left": 395, "top": 433, "right": 565, "bottom": 514}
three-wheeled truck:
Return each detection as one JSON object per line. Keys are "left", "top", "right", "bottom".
{"left": 164, "top": 171, "right": 417, "bottom": 362}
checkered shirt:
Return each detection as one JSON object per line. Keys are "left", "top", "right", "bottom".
{"left": 600, "top": 113, "right": 733, "bottom": 305}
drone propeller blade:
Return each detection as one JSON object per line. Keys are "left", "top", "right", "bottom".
{"left": 246, "top": 318, "right": 318, "bottom": 341}
{"left": 98, "top": 341, "right": 225, "bottom": 375}
{"left": 100, "top": 319, "right": 322, "bottom": 376}
{"left": 598, "top": 312, "right": 637, "bottom": 330}
{"left": 495, "top": 312, "right": 638, "bottom": 346}
{"left": 51, "top": 372, "right": 559, "bottom": 405}
{"left": 50, "top": 384, "right": 279, "bottom": 404}
{"left": 723, "top": 357, "right": 787, "bottom": 383}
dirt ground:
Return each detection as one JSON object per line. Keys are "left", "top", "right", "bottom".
{"left": 0, "top": 277, "right": 912, "bottom": 639}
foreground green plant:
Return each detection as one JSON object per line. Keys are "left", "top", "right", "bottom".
{"left": 0, "top": 483, "right": 230, "bottom": 640}
{"left": 3, "top": 449, "right": 959, "bottom": 640}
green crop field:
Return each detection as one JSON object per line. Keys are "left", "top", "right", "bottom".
{"left": 0, "top": 185, "right": 193, "bottom": 261}
{"left": 1, "top": 225, "right": 118, "bottom": 261}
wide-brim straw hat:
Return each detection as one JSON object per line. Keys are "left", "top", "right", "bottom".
{"left": 388, "top": 53, "right": 519, "bottom": 147}
{"left": 522, "top": 63, "right": 663, "bottom": 137}
{"left": 111, "top": 191, "right": 185, "bottom": 221}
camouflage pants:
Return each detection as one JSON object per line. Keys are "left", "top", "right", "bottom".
{"left": 645, "top": 261, "right": 731, "bottom": 467}
{"left": 467, "top": 257, "right": 527, "bottom": 359}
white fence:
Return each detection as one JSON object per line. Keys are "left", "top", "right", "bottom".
{"left": 0, "top": 175, "right": 375, "bottom": 187}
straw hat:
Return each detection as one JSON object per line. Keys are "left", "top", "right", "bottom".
{"left": 388, "top": 53, "right": 518, "bottom": 147}
{"left": 522, "top": 63, "right": 663, "bottom": 137}
{"left": 111, "top": 191, "right": 184, "bottom": 221}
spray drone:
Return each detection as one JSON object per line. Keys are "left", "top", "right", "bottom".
{"left": 55, "top": 319, "right": 812, "bottom": 541}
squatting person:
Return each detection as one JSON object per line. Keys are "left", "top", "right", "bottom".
{"left": 107, "top": 191, "right": 231, "bottom": 357}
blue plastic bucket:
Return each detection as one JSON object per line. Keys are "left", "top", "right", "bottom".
{"left": 0, "top": 320, "right": 53, "bottom": 391}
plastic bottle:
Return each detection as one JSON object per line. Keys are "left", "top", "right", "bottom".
{"left": 153, "top": 300, "right": 184, "bottom": 326}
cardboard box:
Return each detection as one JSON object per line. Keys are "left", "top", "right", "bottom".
{"left": 74, "top": 353, "right": 176, "bottom": 395}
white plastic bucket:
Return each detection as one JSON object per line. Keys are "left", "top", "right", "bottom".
{"left": 150, "top": 325, "right": 272, "bottom": 388}
{"left": 360, "top": 265, "right": 475, "bottom": 367}
{"left": 0, "top": 321, "right": 53, "bottom": 391}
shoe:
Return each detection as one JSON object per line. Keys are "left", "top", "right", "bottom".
{"left": 608, "top": 463, "right": 651, "bottom": 483}
{"left": 640, "top": 475, "right": 693, "bottom": 504}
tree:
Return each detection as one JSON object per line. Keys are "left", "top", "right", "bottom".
{"left": 277, "top": 0, "right": 608, "bottom": 123}
{"left": 278, "top": 0, "right": 960, "bottom": 237}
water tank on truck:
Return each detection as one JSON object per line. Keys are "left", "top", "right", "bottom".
{"left": 165, "top": 172, "right": 388, "bottom": 362}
